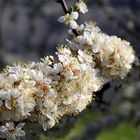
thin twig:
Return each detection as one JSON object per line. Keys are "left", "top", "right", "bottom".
{"left": 56, "top": 0, "right": 69, "bottom": 14}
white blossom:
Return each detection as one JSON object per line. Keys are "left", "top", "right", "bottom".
{"left": 0, "top": 122, "right": 25, "bottom": 140}
{"left": 58, "top": 11, "right": 79, "bottom": 29}
{"left": 76, "top": 0, "right": 88, "bottom": 14}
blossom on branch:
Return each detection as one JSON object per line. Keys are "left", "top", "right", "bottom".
{"left": 58, "top": 11, "right": 79, "bottom": 29}
{"left": 0, "top": 0, "right": 135, "bottom": 139}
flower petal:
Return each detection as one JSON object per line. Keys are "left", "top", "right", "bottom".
{"left": 71, "top": 12, "right": 79, "bottom": 20}
{"left": 57, "top": 16, "right": 65, "bottom": 23}
{"left": 69, "top": 21, "right": 78, "bottom": 29}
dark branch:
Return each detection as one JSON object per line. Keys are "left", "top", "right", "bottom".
{"left": 56, "top": 0, "right": 69, "bottom": 14}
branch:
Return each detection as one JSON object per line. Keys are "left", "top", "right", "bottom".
{"left": 56, "top": 0, "right": 69, "bottom": 14}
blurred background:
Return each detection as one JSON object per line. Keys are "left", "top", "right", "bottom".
{"left": 0, "top": 0, "right": 140, "bottom": 140}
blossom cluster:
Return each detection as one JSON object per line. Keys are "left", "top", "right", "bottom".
{"left": 0, "top": 0, "right": 135, "bottom": 139}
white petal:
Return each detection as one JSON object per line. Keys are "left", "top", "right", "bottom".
{"left": 79, "top": 24, "right": 85, "bottom": 30}
{"left": 76, "top": 36, "right": 86, "bottom": 45}
{"left": 57, "top": 16, "right": 65, "bottom": 23}
{"left": 92, "top": 45, "right": 100, "bottom": 53}
{"left": 53, "top": 63, "right": 63, "bottom": 74}
{"left": 71, "top": 12, "right": 79, "bottom": 20}
{"left": 0, "top": 126, "right": 8, "bottom": 133}
{"left": 17, "top": 130, "right": 25, "bottom": 137}
{"left": 68, "top": 29, "right": 74, "bottom": 35}
{"left": 6, "top": 122, "right": 14, "bottom": 130}
{"left": 70, "top": 21, "right": 78, "bottom": 29}
{"left": 16, "top": 123, "right": 25, "bottom": 130}
{"left": 64, "top": 69, "right": 74, "bottom": 80}
{"left": 5, "top": 100, "right": 12, "bottom": 110}
{"left": 78, "top": 50, "right": 84, "bottom": 57}
{"left": 84, "top": 32, "right": 93, "bottom": 45}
